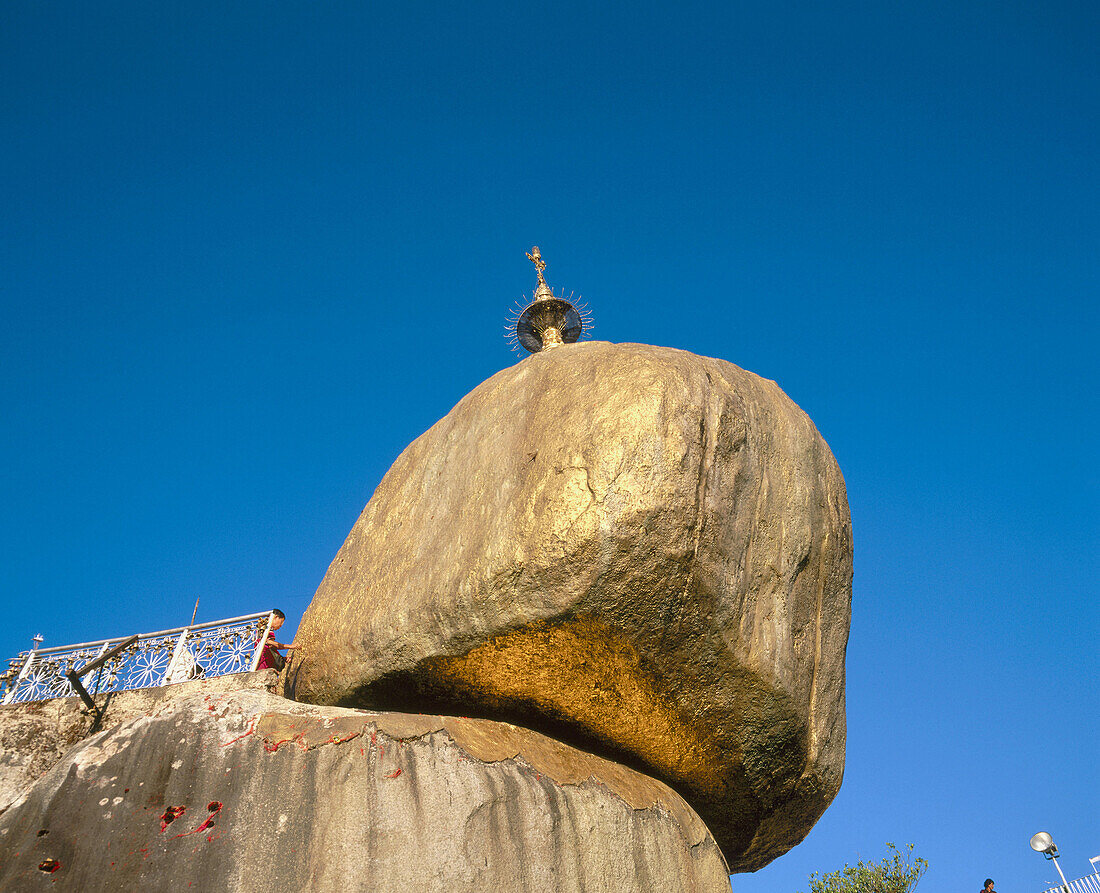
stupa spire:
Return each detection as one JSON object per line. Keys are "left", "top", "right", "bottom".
{"left": 526, "top": 246, "right": 551, "bottom": 296}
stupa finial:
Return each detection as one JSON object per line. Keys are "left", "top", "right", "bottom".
{"left": 526, "top": 246, "right": 552, "bottom": 298}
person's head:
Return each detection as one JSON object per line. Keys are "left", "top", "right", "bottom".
{"left": 271, "top": 609, "right": 285, "bottom": 631}
{"left": 984, "top": 879, "right": 995, "bottom": 891}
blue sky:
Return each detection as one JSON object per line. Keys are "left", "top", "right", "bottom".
{"left": 2, "top": 2, "right": 1097, "bottom": 890}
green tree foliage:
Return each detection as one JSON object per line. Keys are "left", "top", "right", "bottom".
{"left": 802, "top": 843, "right": 928, "bottom": 893}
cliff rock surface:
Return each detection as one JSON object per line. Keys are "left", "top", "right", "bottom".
{"left": 291, "top": 341, "right": 853, "bottom": 870}
{"left": 0, "top": 689, "right": 730, "bottom": 892}
{"left": 0, "top": 669, "right": 277, "bottom": 814}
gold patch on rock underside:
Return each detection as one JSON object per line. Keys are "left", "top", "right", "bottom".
{"left": 419, "top": 615, "right": 733, "bottom": 800}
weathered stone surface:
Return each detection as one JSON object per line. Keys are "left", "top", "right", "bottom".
{"left": 0, "top": 669, "right": 278, "bottom": 814}
{"left": 0, "top": 689, "right": 731, "bottom": 892}
{"left": 290, "top": 341, "right": 853, "bottom": 870}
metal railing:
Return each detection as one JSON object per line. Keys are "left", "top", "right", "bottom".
{"left": 1042, "top": 874, "right": 1100, "bottom": 893}
{"left": 0, "top": 612, "right": 276, "bottom": 705}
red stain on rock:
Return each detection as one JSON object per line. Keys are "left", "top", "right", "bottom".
{"left": 38, "top": 858, "right": 61, "bottom": 873}
{"left": 170, "top": 801, "right": 223, "bottom": 840}
{"left": 263, "top": 734, "right": 303, "bottom": 753}
{"left": 160, "top": 806, "right": 187, "bottom": 832}
{"left": 384, "top": 768, "right": 403, "bottom": 779}
{"left": 221, "top": 716, "right": 258, "bottom": 747}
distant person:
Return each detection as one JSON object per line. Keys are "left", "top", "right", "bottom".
{"left": 982, "top": 879, "right": 996, "bottom": 893}
{"left": 257, "top": 609, "right": 299, "bottom": 671}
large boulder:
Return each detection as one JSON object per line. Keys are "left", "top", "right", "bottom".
{"left": 0, "top": 689, "right": 731, "bottom": 892}
{"left": 290, "top": 341, "right": 853, "bottom": 870}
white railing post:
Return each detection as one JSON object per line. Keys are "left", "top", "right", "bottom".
{"left": 2, "top": 652, "right": 36, "bottom": 705}
{"left": 249, "top": 612, "right": 276, "bottom": 672}
{"left": 160, "top": 630, "right": 191, "bottom": 686}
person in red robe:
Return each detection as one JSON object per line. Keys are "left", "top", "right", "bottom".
{"left": 257, "top": 609, "right": 299, "bottom": 670}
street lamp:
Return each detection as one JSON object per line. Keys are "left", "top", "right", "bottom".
{"left": 1030, "top": 832, "right": 1072, "bottom": 891}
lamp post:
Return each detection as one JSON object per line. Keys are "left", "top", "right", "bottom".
{"left": 1031, "top": 832, "right": 1072, "bottom": 892}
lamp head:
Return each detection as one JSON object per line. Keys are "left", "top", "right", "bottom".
{"left": 1030, "top": 832, "right": 1058, "bottom": 857}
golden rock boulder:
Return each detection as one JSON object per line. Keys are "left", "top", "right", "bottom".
{"left": 290, "top": 341, "right": 853, "bottom": 871}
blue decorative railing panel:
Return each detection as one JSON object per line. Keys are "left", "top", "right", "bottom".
{"left": 0, "top": 612, "right": 275, "bottom": 705}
